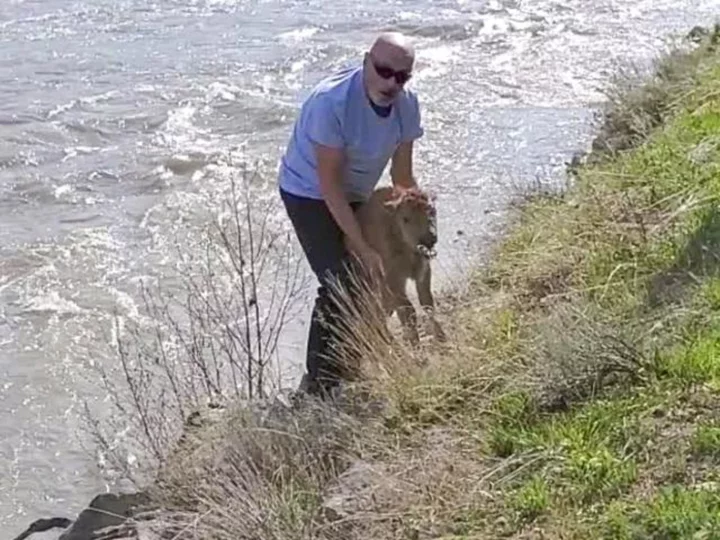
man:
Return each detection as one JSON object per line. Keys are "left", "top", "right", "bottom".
{"left": 278, "top": 31, "right": 424, "bottom": 397}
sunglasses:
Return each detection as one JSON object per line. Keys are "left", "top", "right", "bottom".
{"left": 370, "top": 57, "right": 412, "bottom": 85}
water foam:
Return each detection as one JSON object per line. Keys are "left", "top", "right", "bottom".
{"left": 206, "top": 81, "right": 240, "bottom": 102}
{"left": 278, "top": 27, "right": 320, "bottom": 43}
{"left": 153, "top": 105, "right": 215, "bottom": 154}
{"left": 46, "top": 90, "right": 121, "bottom": 120}
{"left": 20, "top": 291, "right": 85, "bottom": 316}
{"left": 414, "top": 44, "right": 461, "bottom": 81}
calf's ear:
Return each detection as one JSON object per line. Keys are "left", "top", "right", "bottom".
{"left": 383, "top": 198, "right": 402, "bottom": 211}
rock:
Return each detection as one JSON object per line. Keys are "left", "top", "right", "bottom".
{"left": 320, "top": 460, "right": 395, "bottom": 523}
{"left": 59, "top": 492, "right": 153, "bottom": 540}
{"left": 11, "top": 517, "right": 73, "bottom": 540}
{"left": 687, "top": 25, "right": 709, "bottom": 43}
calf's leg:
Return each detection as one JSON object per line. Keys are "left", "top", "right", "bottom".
{"left": 415, "top": 261, "right": 447, "bottom": 342}
{"left": 388, "top": 277, "right": 420, "bottom": 345}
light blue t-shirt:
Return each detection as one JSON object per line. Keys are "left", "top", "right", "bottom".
{"left": 278, "top": 65, "right": 424, "bottom": 202}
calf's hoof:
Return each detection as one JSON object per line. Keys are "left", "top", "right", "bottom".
{"left": 403, "top": 327, "right": 420, "bottom": 346}
{"left": 432, "top": 320, "right": 447, "bottom": 343}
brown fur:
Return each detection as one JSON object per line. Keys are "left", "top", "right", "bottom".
{"left": 348, "top": 185, "right": 446, "bottom": 344}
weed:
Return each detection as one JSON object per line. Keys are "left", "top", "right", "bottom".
{"left": 692, "top": 424, "right": 720, "bottom": 458}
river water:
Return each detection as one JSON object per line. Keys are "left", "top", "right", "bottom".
{"left": 2, "top": 0, "right": 718, "bottom": 535}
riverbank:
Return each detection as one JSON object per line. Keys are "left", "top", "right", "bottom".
{"left": 31, "top": 22, "right": 720, "bottom": 540}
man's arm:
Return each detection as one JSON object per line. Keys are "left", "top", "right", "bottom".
{"left": 391, "top": 92, "right": 423, "bottom": 189}
{"left": 304, "top": 95, "right": 369, "bottom": 255}
{"left": 390, "top": 140, "right": 417, "bottom": 190}
{"left": 315, "top": 143, "right": 370, "bottom": 256}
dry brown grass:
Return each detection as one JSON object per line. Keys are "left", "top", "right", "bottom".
{"left": 147, "top": 397, "right": 384, "bottom": 540}
{"left": 124, "top": 244, "right": 504, "bottom": 539}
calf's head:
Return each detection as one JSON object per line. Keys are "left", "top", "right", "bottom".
{"left": 384, "top": 187, "right": 438, "bottom": 256}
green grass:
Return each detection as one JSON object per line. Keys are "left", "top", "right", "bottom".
{"left": 431, "top": 25, "right": 720, "bottom": 538}
{"left": 659, "top": 327, "right": 720, "bottom": 385}
{"left": 507, "top": 475, "right": 551, "bottom": 524}
{"left": 602, "top": 486, "right": 720, "bottom": 539}
{"left": 483, "top": 380, "right": 720, "bottom": 537}
{"left": 692, "top": 423, "right": 720, "bottom": 457}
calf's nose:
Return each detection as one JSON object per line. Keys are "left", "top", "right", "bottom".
{"left": 422, "top": 230, "right": 437, "bottom": 248}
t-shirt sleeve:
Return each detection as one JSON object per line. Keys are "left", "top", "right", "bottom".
{"left": 304, "top": 94, "right": 345, "bottom": 149}
{"left": 400, "top": 91, "right": 424, "bottom": 142}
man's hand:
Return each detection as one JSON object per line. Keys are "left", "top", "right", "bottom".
{"left": 315, "top": 142, "right": 373, "bottom": 263}
{"left": 357, "top": 244, "right": 385, "bottom": 281}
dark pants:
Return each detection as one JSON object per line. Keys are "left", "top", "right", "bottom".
{"left": 280, "top": 187, "right": 363, "bottom": 395}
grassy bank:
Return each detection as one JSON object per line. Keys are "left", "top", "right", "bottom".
{"left": 142, "top": 24, "right": 720, "bottom": 540}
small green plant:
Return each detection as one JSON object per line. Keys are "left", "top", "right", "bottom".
{"left": 692, "top": 424, "right": 720, "bottom": 458}
{"left": 641, "top": 485, "right": 720, "bottom": 538}
{"left": 600, "top": 500, "right": 637, "bottom": 540}
{"left": 698, "top": 278, "right": 720, "bottom": 311}
{"left": 658, "top": 329, "right": 720, "bottom": 384}
{"left": 564, "top": 445, "right": 637, "bottom": 502}
{"left": 487, "top": 391, "right": 538, "bottom": 457}
{"left": 509, "top": 475, "right": 551, "bottom": 524}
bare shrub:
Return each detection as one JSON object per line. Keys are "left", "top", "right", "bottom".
{"left": 520, "top": 302, "right": 650, "bottom": 412}
{"left": 83, "top": 160, "right": 310, "bottom": 487}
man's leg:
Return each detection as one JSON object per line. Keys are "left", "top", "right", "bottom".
{"left": 280, "top": 188, "right": 361, "bottom": 395}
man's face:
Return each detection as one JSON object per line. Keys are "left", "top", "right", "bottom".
{"left": 364, "top": 49, "right": 413, "bottom": 106}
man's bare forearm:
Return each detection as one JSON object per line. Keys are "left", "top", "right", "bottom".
{"left": 320, "top": 174, "right": 367, "bottom": 254}
{"left": 390, "top": 140, "right": 418, "bottom": 189}
{"left": 315, "top": 143, "right": 369, "bottom": 255}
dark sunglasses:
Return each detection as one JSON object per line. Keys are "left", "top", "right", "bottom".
{"left": 371, "top": 59, "right": 412, "bottom": 85}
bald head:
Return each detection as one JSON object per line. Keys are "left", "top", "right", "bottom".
{"left": 369, "top": 32, "right": 415, "bottom": 65}
{"left": 363, "top": 32, "right": 415, "bottom": 106}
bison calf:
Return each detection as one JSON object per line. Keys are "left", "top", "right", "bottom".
{"left": 348, "top": 185, "right": 446, "bottom": 345}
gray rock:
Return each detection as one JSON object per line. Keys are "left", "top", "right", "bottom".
{"left": 58, "top": 492, "right": 152, "bottom": 540}
{"left": 320, "top": 460, "right": 394, "bottom": 522}
{"left": 11, "top": 517, "right": 72, "bottom": 540}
